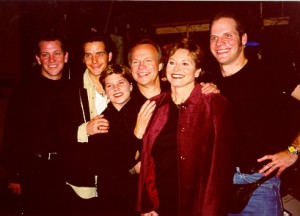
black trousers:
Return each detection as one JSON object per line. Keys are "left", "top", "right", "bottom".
{"left": 1, "top": 158, "right": 66, "bottom": 216}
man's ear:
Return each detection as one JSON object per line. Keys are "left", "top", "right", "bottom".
{"left": 242, "top": 33, "right": 248, "bottom": 46}
{"left": 64, "top": 52, "right": 69, "bottom": 63}
{"left": 130, "top": 83, "right": 133, "bottom": 92}
{"left": 35, "top": 55, "right": 41, "bottom": 65}
{"left": 158, "top": 63, "right": 164, "bottom": 71}
{"left": 108, "top": 52, "right": 113, "bottom": 62}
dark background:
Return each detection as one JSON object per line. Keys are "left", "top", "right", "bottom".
{"left": 1, "top": 1, "right": 300, "bottom": 77}
{"left": 0, "top": 0, "right": 300, "bottom": 209}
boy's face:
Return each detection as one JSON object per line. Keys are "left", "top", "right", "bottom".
{"left": 104, "top": 73, "right": 132, "bottom": 111}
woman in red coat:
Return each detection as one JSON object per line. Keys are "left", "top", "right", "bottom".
{"left": 137, "top": 38, "right": 235, "bottom": 216}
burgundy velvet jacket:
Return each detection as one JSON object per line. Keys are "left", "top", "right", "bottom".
{"left": 137, "top": 83, "right": 235, "bottom": 216}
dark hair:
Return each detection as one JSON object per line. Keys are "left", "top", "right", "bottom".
{"left": 128, "top": 38, "right": 162, "bottom": 65}
{"left": 99, "top": 64, "right": 133, "bottom": 87}
{"left": 35, "top": 30, "right": 68, "bottom": 55}
{"left": 210, "top": 11, "right": 247, "bottom": 38}
{"left": 165, "top": 37, "right": 205, "bottom": 69}
{"left": 82, "top": 31, "right": 114, "bottom": 55}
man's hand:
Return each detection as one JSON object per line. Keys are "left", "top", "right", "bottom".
{"left": 200, "top": 82, "right": 220, "bottom": 94}
{"left": 86, "top": 114, "right": 109, "bottom": 135}
{"left": 257, "top": 150, "right": 298, "bottom": 177}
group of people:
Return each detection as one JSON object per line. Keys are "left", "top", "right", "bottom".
{"left": 0, "top": 11, "right": 300, "bottom": 216}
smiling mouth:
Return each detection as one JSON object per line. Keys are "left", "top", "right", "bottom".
{"left": 216, "top": 48, "right": 230, "bottom": 54}
{"left": 171, "top": 74, "right": 184, "bottom": 79}
{"left": 138, "top": 71, "right": 149, "bottom": 77}
{"left": 91, "top": 65, "right": 102, "bottom": 69}
{"left": 49, "top": 64, "right": 58, "bottom": 68}
{"left": 113, "top": 92, "right": 123, "bottom": 97}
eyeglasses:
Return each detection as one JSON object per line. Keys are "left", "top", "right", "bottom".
{"left": 40, "top": 51, "right": 64, "bottom": 59}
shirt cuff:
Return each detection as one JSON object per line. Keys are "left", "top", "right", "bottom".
{"left": 77, "top": 123, "right": 88, "bottom": 143}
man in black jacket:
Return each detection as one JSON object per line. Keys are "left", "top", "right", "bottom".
{"left": 1, "top": 30, "right": 69, "bottom": 215}
{"left": 60, "top": 31, "right": 112, "bottom": 216}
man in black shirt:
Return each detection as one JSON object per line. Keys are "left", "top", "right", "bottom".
{"left": 209, "top": 11, "right": 300, "bottom": 215}
{"left": 1, "top": 30, "right": 69, "bottom": 215}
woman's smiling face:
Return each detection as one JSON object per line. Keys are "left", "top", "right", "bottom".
{"left": 166, "top": 48, "right": 201, "bottom": 89}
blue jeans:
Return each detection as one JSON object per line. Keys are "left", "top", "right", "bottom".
{"left": 228, "top": 167, "right": 283, "bottom": 216}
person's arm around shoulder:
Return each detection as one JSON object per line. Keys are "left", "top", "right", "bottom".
{"left": 200, "top": 82, "right": 220, "bottom": 94}
{"left": 77, "top": 114, "right": 109, "bottom": 142}
{"left": 77, "top": 122, "right": 89, "bottom": 142}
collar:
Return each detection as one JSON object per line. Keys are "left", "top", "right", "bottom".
{"left": 83, "top": 69, "right": 95, "bottom": 90}
{"left": 83, "top": 69, "right": 104, "bottom": 95}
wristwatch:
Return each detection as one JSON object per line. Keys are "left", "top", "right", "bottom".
{"left": 288, "top": 145, "right": 299, "bottom": 155}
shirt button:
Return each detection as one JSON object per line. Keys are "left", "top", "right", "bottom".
{"left": 181, "top": 127, "right": 185, "bottom": 132}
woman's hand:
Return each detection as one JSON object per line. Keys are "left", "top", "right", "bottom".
{"left": 134, "top": 100, "right": 156, "bottom": 139}
{"left": 134, "top": 161, "right": 141, "bottom": 174}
